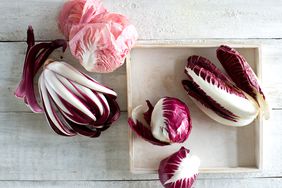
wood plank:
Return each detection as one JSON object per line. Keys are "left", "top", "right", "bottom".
{"left": 0, "top": 42, "right": 127, "bottom": 112}
{"left": 1, "top": 0, "right": 282, "bottom": 40}
{"left": 0, "top": 178, "right": 281, "bottom": 188}
{"left": 0, "top": 112, "right": 155, "bottom": 180}
{"left": 0, "top": 111, "right": 281, "bottom": 180}
{"left": 0, "top": 39, "right": 281, "bottom": 112}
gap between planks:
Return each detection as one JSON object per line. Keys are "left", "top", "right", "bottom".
{"left": 2, "top": 38, "right": 282, "bottom": 43}
{"left": 0, "top": 176, "right": 282, "bottom": 182}
{"left": 0, "top": 108, "right": 281, "bottom": 113}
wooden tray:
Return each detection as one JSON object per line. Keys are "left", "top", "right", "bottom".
{"left": 126, "top": 41, "right": 263, "bottom": 174}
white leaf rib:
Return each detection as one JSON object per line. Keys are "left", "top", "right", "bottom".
{"left": 46, "top": 61, "right": 117, "bottom": 96}
{"left": 43, "top": 69, "right": 96, "bottom": 122}
{"left": 186, "top": 67, "right": 259, "bottom": 118}
{"left": 39, "top": 74, "right": 74, "bottom": 136}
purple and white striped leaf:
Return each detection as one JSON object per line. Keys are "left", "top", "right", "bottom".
{"left": 14, "top": 27, "right": 67, "bottom": 113}
{"left": 182, "top": 55, "right": 259, "bottom": 126}
{"left": 217, "top": 45, "right": 270, "bottom": 119}
{"left": 128, "top": 97, "right": 192, "bottom": 146}
{"left": 158, "top": 147, "right": 200, "bottom": 188}
{"left": 128, "top": 103, "right": 169, "bottom": 146}
{"left": 38, "top": 61, "right": 120, "bottom": 137}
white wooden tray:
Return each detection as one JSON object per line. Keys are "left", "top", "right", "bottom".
{"left": 126, "top": 41, "right": 263, "bottom": 174}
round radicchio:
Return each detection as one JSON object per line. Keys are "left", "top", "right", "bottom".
{"left": 58, "top": 0, "right": 138, "bottom": 73}
{"left": 158, "top": 147, "right": 200, "bottom": 188}
{"left": 128, "top": 97, "right": 192, "bottom": 146}
{"left": 68, "top": 12, "right": 138, "bottom": 73}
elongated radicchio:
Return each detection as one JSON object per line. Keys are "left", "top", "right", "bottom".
{"left": 128, "top": 97, "right": 192, "bottom": 146}
{"left": 38, "top": 60, "right": 120, "bottom": 136}
{"left": 182, "top": 55, "right": 259, "bottom": 126}
{"left": 15, "top": 26, "right": 120, "bottom": 137}
{"left": 217, "top": 45, "right": 270, "bottom": 119}
{"left": 159, "top": 147, "right": 200, "bottom": 188}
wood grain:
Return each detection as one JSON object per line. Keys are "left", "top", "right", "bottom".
{"left": 0, "top": 42, "right": 127, "bottom": 112}
{"left": 0, "top": 178, "right": 281, "bottom": 188}
{"left": 1, "top": 0, "right": 282, "bottom": 40}
{"left": 0, "top": 40, "right": 281, "bottom": 112}
{"left": 0, "top": 111, "right": 280, "bottom": 180}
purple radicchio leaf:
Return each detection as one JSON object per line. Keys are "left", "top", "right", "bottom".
{"left": 158, "top": 147, "right": 200, "bottom": 188}
{"left": 14, "top": 26, "right": 67, "bottom": 113}
{"left": 143, "top": 100, "right": 154, "bottom": 125}
{"left": 217, "top": 45, "right": 270, "bottom": 119}
{"left": 128, "top": 102, "right": 169, "bottom": 146}
{"left": 15, "top": 26, "right": 35, "bottom": 98}
{"left": 128, "top": 97, "right": 192, "bottom": 145}
{"left": 39, "top": 76, "right": 76, "bottom": 136}
{"left": 182, "top": 55, "right": 259, "bottom": 126}
{"left": 39, "top": 61, "right": 121, "bottom": 137}
{"left": 182, "top": 79, "right": 237, "bottom": 122}
{"left": 151, "top": 97, "right": 192, "bottom": 143}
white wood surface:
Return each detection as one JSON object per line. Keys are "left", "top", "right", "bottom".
{"left": 0, "top": 178, "right": 282, "bottom": 188}
{"left": 0, "top": 111, "right": 281, "bottom": 180}
{"left": 0, "top": 0, "right": 282, "bottom": 187}
{"left": 1, "top": 0, "right": 282, "bottom": 40}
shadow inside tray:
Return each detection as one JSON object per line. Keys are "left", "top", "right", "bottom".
{"left": 236, "top": 123, "right": 257, "bottom": 168}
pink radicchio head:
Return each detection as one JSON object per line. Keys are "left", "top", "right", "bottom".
{"left": 68, "top": 12, "right": 138, "bottom": 73}
{"left": 158, "top": 147, "right": 200, "bottom": 188}
{"left": 216, "top": 45, "right": 270, "bottom": 119}
{"left": 15, "top": 26, "right": 120, "bottom": 137}
{"left": 128, "top": 97, "right": 192, "bottom": 146}
{"left": 58, "top": 0, "right": 107, "bottom": 39}
{"left": 58, "top": 0, "right": 138, "bottom": 73}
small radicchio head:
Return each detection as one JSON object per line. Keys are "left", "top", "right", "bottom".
{"left": 158, "top": 147, "right": 200, "bottom": 188}
{"left": 128, "top": 97, "right": 192, "bottom": 146}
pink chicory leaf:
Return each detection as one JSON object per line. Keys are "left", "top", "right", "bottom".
{"left": 69, "top": 13, "right": 138, "bottom": 73}
{"left": 58, "top": 0, "right": 107, "bottom": 39}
